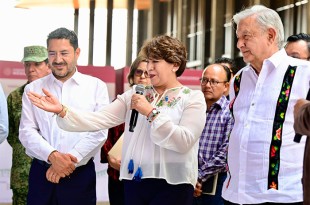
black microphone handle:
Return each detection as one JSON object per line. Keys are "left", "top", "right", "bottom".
{"left": 129, "top": 91, "right": 143, "bottom": 132}
{"left": 129, "top": 109, "right": 138, "bottom": 132}
{"left": 294, "top": 87, "right": 310, "bottom": 143}
{"left": 129, "top": 84, "right": 145, "bottom": 132}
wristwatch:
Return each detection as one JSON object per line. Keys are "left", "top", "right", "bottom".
{"left": 147, "top": 108, "right": 160, "bottom": 122}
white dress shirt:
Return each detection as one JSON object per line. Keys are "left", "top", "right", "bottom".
{"left": 56, "top": 86, "right": 206, "bottom": 187}
{"left": 19, "top": 71, "right": 109, "bottom": 166}
{"left": 0, "top": 83, "right": 8, "bottom": 144}
{"left": 223, "top": 49, "right": 310, "bottom": 203}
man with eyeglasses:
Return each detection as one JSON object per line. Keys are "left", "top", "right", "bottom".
{"left": 193, "top": 64, "right": 234, "bottom": 205}
{"left": 214, "top": 57, "right": 239, "bottom": 98}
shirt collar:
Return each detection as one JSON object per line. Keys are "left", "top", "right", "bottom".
{"left": 264, "top": 48, "right": 286, "bottom": 69}
{"left": 49, "top": 67, "right": 82, "bottom": 85}
{"left": 209, "top": 95, "right": 229, "bottom": 111}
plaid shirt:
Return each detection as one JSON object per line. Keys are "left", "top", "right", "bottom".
{"left": 100, "top": 123, "right": 125, "bottom": 180}
{"left": 198, "top": 95, "right": 234, "bottom": 181}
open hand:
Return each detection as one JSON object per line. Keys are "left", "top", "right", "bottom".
{"left": 27, "top": 88, "right": 62, "bottom": 114}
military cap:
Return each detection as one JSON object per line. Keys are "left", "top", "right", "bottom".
{"left": 22, "top": 45, "right": 48, "bottom": 62}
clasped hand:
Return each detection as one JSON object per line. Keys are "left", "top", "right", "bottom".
{"left": 193, "top": 180, "right": 202, "bottom": 197}
{"left": 47, "top": 151, "right": 78, "bottom": 183}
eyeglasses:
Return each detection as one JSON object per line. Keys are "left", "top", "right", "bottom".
{"left": 199, "top": 78, "right": 227, "bottom": 86}
{"left": 134, "top": 69, "right": 149, "bottom": 78}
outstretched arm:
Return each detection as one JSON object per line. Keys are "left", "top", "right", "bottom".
{"left": 27, "top": 88, "right": 63, "bottom": 115}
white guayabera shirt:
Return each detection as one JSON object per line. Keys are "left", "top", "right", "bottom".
{"left": 223, "top": 49, "right": 310, "bottom": 204}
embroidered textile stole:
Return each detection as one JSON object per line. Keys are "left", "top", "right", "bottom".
{"left": 229, "top": 71, "right": 243, "bottom": 118}
{"left": 226, "top": 71, "right": 243, "bottom": 188}
{"left": 268, "top": 65, "right": 297, "bottom": 190}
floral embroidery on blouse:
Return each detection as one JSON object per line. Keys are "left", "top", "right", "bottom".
{"left": 144, "top": 85, "right": 155, "bottom": 103}
{"left": 145, "top": 92, "right": 154, "bottom": 103}
{"left": 157, "top": 87, "right": 186, "bottom": 108}
{"left": 144, "top": 86, "right": 189, "bottom": 108}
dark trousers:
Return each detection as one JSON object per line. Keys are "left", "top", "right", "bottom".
{"left": 123, "top": 178, "right": 194, "bottom": 205}
{"left": 108, "top": 175, "right": 125, "bottom": 205}
{"left": 224, "top": 200, "right": 303, "bottom": 205}
{"left": 27, "top": 158, "right": 96, "bottom": 205}
{"left": 193, "top": 172, "right": 227, "bottom": 205}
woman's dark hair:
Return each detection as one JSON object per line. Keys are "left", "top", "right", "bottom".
{"left": 139, "top": 35, "right": 187, "bottom": 77}
{"left": 127, "top": 55, "right": 148, "bottom": 87}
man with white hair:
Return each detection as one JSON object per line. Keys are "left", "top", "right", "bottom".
{"left": 223, "top": 5, "right": 310, "bottom": 205}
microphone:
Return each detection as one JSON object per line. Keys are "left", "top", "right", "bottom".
{"left": 294, "top": 87, "right": 310, "bottom": 143}
{"left": 129, "top": 84, "right": 145, "bottom": 132}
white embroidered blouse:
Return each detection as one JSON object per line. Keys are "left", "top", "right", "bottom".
{"left": 57, "top": 85, "right": 206, "bottom": 187}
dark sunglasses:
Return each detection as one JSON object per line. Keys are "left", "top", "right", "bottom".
{"left": 134, "top": 69, "right": 149, "bottom": 78}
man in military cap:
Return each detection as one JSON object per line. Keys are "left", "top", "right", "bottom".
{"left": 7, "top": 45, "right": 51, "bottom": 205}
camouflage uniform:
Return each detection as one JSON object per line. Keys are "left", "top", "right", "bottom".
{"left": 7, "top": 83, "right": 32, "bottom": 205}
